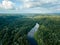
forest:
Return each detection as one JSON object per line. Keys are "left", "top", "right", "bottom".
{"left": 0, "top": 14, "right": 60, "bottom": 45}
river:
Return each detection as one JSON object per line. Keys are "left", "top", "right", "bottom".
{"left": 27, "top": 23, "right": 39, "bottom": 45}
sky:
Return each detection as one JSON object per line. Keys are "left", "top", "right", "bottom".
{"left": 0, "top": 0, "right": 60, "bottom": 13}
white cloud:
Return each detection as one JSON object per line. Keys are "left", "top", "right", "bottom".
{"left": 40, "top": 0, "right": 57, "bottom": 3}
{"left": 56, "top": 8, "right": 60, "bottom": 11}
{"left": 23, "top": 2, "right": 32, "bottom": 8}
{"left": 0, "top": 3, "right": 2, "bottom": 8}
{"left": 18, "top": 1, "right": 40, "bottom": 9}
{"left": 4, "top": 0, "right": 59, "bottom": 11}
{"left": 22, "top": 0, "right": 30, "bottom": 2}
{"left": 18, "top": 0, "right": 59, "bottom": 9}
{"left": 19, "top": 7, "right": 53, "bottom": 13}
{"left": 0, "top": 0, "right": 60, "bottom": 13}
{"left": 0, "top": 0, "right": 15, "bottom": 9}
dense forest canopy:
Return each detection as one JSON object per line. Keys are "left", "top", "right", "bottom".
{"left": 0, "top": 14, "right": 60, "bottom": 45}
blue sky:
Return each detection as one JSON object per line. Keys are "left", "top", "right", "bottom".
{"left": 0, "top": 0, "right": 60, "bottom": 13}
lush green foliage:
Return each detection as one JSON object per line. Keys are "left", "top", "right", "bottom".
{"left": 0, "top": 14, "right": 60, "bottom": 45}
{"left": 34, "top": 16, "right": 60, "bottom": 45}
{"left": 0, "top": 16, "right": 35, "bottom": 45}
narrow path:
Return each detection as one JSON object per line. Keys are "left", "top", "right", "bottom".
{"left": 27, "top": 23, "right": 39, "bottom": 45}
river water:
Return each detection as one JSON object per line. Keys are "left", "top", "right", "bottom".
{"left": 27, "top": 23, "right": 39, "bottom": 45}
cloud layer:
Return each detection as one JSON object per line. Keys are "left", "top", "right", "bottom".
{"left": 0, "top": 0, "right": 15, "bottom": 9}
{"left": 0, "top": 0, "right": 60, "bottom": 13}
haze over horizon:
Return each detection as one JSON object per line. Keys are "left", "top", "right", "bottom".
{"left": 0, "top": 0, "right": 60, "bottom": 13}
